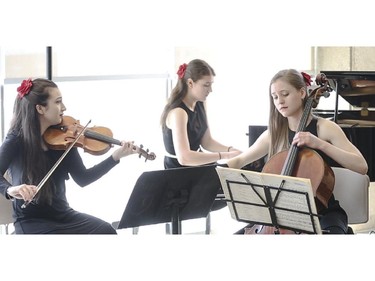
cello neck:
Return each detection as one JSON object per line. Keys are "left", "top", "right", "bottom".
{"left": 281, "top": 97, "right": 314, "bottom": 176}
{"left": 296, "top": 97, "right": 314, "bottom": 133}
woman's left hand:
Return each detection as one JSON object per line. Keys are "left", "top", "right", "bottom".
{"left": 111, "top": 141, "right": 138, "bottom": 161}
{"left": 292, "top": 132, "right": 322, "bottom": 149}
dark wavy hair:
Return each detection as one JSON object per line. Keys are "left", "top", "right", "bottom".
{"left": 160, "top": 59, "right": 215, "bottom": 128}
{"left": 10, "top": 78, "right": 58, "bottom": 205}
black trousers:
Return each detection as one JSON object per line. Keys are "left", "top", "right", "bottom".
{"left": 15, "top": 210, "right": 117, "bottom": 234}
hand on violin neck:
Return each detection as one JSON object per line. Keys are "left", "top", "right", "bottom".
{"left": 111, "top": 141, "right": 137, "bottom": 161}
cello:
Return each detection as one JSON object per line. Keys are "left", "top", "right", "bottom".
{"left": 246, "top": 73, "right": 334, "bottom": 234}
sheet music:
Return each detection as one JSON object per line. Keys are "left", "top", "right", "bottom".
{"left": 216, "top": 166, "right": 322, "bottom": 234}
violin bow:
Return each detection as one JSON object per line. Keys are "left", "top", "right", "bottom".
{"left": 21, "top": 120, "right": 92, "bottom": 208}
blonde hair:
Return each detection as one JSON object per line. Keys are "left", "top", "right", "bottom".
{"left": 267, "top": 69, "right": 308, "bottom": 158}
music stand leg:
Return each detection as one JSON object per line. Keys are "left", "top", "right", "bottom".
{"left": 171, "top": 205, "right": 182, "bottom": 234}
{"left": 205, "top": 213, "right": 211, "bottom": 234}
{"left": 165, "top": 223, "right": 171, "bottom": 234}
{"left": 132, "top": 227, "right": 139, "bottom": 235}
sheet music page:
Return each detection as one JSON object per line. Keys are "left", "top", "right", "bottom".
{"left": 261, "top": 172, "right": 321, "bottom": 233}
{"left": 260, "top": 172, "right": 316, "bottom": 212}
{"left": 216, "top": 167, "right": 322, "bottom": 234}
{"left": 216, "top": 167, "right": 271, "bottom": 225}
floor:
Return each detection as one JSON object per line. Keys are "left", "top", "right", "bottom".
{"left": 115, "top": 208, "right": 248, "bottom": 235}
{"left": 116, "top": 182, "right": 375, "bottom": 235}
{"left": 2, "top": 182, "right": 374, "bottom": 235}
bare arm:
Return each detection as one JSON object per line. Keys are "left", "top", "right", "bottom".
{"left": 293, "top": 118, "right": 368, "bottom": 175}
{"left": 167, "top": 108, "right": 240, "bottom": 166}
{"left": 200, "top": 128, "right": 241, "bottom": 156}
{"left": 227, "top": 130, "right": 270, "bottom": 169}
{"left": 200, "top": 102, "right": 241, "bottom": 157}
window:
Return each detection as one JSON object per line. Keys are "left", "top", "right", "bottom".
{"left": 0, "top": 46, "right": 313, "bottom": 233}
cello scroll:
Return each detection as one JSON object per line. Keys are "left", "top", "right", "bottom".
{"left": 309, "top": 73, "right": 333, "bottom": 108}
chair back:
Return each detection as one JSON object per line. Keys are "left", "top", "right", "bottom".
{"left": 332, "top": 167, "right": 370, "bottom": 224}
{"left": 0, "top": 195, "right": 14, "bottom": 225}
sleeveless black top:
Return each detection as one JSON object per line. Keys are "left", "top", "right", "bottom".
{"left": 288, "top": 118, "right": 345, "bottom": 214}
{"left": 288, "top": 118, "right": 340, "bottom": 168}
{"left": 162, "top": 101, "right": 208, "bottom": 169}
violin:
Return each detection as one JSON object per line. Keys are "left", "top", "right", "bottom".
{"left": 21, "top": 116, "right": 156, "bottom": 209}
{"left": 245, "top": 73, "right": 334, "bottom": 234}
{"left": 43, "top": 115, "right": 156, "bottom": 161}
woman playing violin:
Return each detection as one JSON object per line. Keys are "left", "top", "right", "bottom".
{"left": 227, "top": 69, "right": 368, "bottom": 234}
{"left": 0, "top": 78, "right": 139, "bottom": 234}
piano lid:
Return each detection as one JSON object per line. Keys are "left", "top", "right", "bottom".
{"left": 322, "top": 71, "right": 375, "bottom": 108}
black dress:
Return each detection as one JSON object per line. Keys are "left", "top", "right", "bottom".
{"left": 162, "top": 101, "right": 208, "bottom": 169}
{"left": 288, "top": 118, "right": 349, "bottom": 234}
{"left": 236, "top": 119, "right": 349, "bottom": 234}
{"left": 0, "top": 131, "right": 119, "bottom": 234}
{"left": 162, "top": 101, "right": 225, "bottom": 211}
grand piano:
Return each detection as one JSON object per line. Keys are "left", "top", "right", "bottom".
{"left": 247, "top": 71, "right": 375, "bottom": 181}
{"left": 319, "top": 71, "right": 375, "bottom": 126}
{"left": 316, "top": 71, "right": 375, "bottom": 181}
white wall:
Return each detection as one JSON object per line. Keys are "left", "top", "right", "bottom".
{"left": 2, "top": 2, "right": 374, "bottom": 279}
{"left": 1, "top": 46, "right": 313, "bottom": 232}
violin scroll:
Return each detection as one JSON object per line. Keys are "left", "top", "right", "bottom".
{"left": 136, "top": 144, "right": 156, "bottom": 162}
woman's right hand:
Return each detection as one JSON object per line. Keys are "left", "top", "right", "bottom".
{"left": 7, "top": 184, "right": 37, "bottom": 201}
{"left": 223, "top": 149, "right": 242, "bottom": 159}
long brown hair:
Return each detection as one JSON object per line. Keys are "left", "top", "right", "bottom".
{"left": 268, "top": 69, "right": 308, "bottom": 158}
{"left": 160, "top": 59, "right": 215, "bottom": 128}
{"left": 10, "top": 78, "right": 58, "bottom": 205}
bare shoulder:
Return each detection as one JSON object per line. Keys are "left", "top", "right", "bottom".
{"left": 316, "top": 117, "right": 341, "bottom": 129}
{"left": 169, "top": 107, "right": 187, "bottom": 116}
{"left": 316, "top": 117, "right": 345, "bottom": 139}
{"left": 166, "top": 107, "right": 188, "bottom": 128}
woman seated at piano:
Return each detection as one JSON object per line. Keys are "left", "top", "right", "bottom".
{"left": 160, "top": 59, "right": 243, "bottom": 214}
{"left": 160, "top": 59, "right": 241, "bottom": 169}
{"left": 226, "top": 69, "right": 368, "bottom": 234}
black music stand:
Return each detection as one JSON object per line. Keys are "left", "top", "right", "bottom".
{"left": 216, "top": 166, "right": 322, "bottom": 234}
{"left": 117, "top": 165, "right": 222, "bottom": 234}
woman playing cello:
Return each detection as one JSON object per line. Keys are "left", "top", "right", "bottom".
{"left": 227, "top": 69, "right": 368, "bottom": 234}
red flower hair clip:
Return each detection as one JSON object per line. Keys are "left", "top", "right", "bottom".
{"left": 17, "top": 78, "right": 33, "bottom": 99}
{"left": 301, "top": 72, "right": 312, "bottom": 86}
{"left": 177, "top": 63, "right": 187, "bottom": 79}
